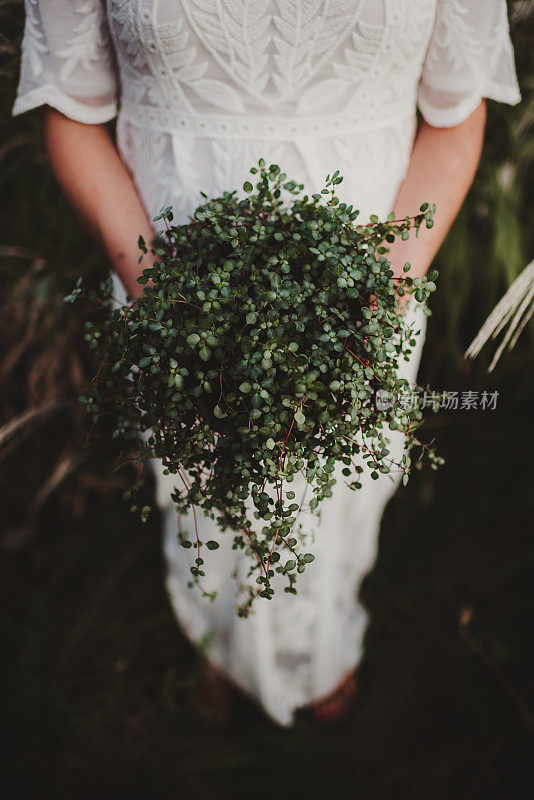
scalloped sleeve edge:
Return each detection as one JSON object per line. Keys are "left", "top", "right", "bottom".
{"left": 418, "top": 79, "right": 522, "bottom": 128}
{"left": 12, "top": 85, "right": 118, "bottom": 125}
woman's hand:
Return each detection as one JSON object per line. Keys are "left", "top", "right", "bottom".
{"left": 123, "top": 255, "right": 154, "bottom": 300}
{"left": 42, "top": 107, "right": 155, "bottom": 294}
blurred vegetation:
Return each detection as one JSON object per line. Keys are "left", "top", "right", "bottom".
{"left": 425, "top": 0, "right": 534, "bottom": 386}
{"left": 1, "top": 1, "right": 533, "bottom": 798}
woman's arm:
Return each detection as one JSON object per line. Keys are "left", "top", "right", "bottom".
{"left": 386, "top": 99, "right": 487, "bottom": 285}
{"left": 42, "top": 107, "right": 154, "bottom": 299}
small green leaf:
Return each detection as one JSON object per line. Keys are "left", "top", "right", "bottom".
{"left": 294, "top": 410, "right": 305, "bottom": 426}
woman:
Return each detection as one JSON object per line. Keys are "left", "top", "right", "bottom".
{"left": 13, "top": 0, "right": 521, "bottom": 728}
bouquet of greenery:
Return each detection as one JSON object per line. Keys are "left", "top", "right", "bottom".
{"left": 69, "top": 159, "right": 440, "bottom": 616}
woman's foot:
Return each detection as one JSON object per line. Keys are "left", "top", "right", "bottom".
{"left": 305, "top": 666, "right": 359, "bottom": 724}
{"left": 194, "top": 659, "right": 235, "bottom": 730}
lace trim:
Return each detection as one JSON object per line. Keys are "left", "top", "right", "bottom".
{"left": 119, "top": 96, "right": 417, "bottom": 141}
{"left": 417, "top": 80, "right": 522, "bottom": 128}
{"left": 12, "top": 85, "right": 117, "bottom": 124}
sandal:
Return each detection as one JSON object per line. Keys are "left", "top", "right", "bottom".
{"left": 302, "top": 666, "right": 359, "bottom": 725}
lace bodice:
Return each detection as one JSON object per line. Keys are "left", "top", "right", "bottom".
{"left": 13, "top": 1, "right": 522, "bottom": 227}
{"left": 15, "top": 1, "right": 521, "bottom": 135}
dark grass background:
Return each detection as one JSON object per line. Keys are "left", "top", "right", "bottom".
{"left": 1, "top": 2, "right": 533, "bottom": 798}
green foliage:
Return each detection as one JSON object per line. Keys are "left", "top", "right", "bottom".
{"left": 76, "top": 160, "right": 438, "bottom": 615}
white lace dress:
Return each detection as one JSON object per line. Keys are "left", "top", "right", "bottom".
{"left": 13, "top": 0, "right": 521, "bottom": 727}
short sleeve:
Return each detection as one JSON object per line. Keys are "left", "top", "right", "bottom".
{"left": 12, "top": 0, "right": 118, "bottom": 124}
{"left": 417, "top": 0, "right": 522, "bottom": 127}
